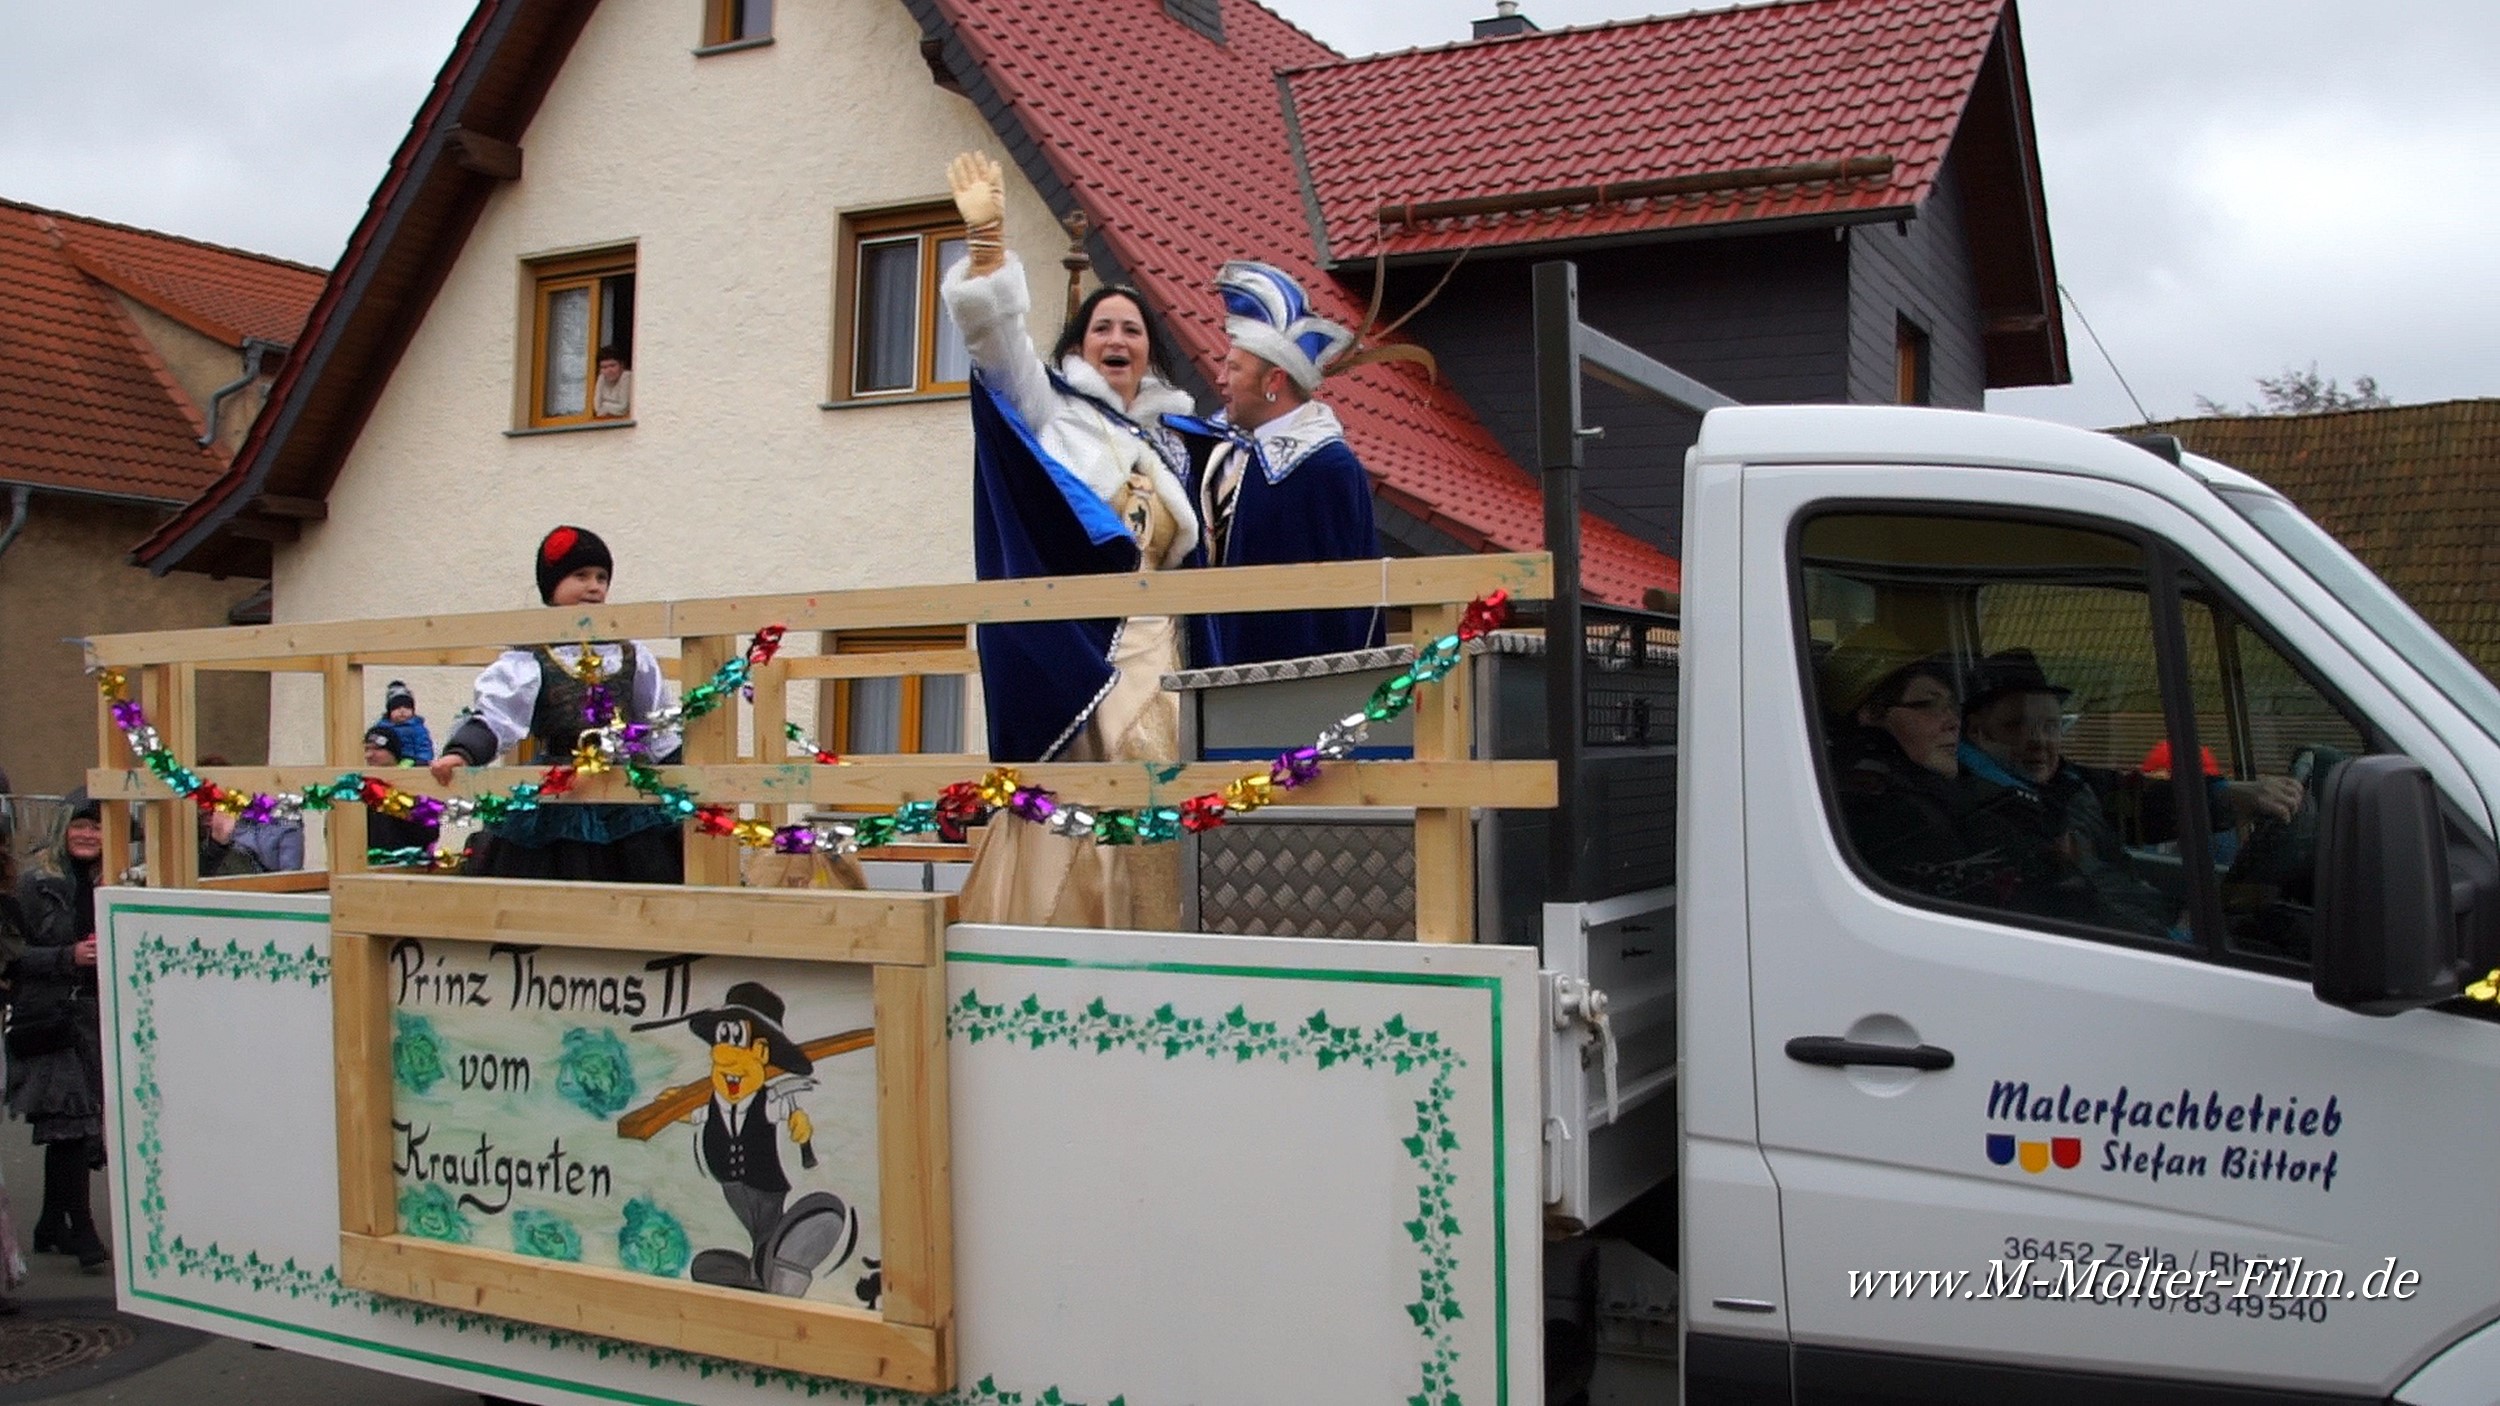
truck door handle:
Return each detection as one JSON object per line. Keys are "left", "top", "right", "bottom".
{"left": 1784, "top": 1036, "right": 1954, "bottom": 1071}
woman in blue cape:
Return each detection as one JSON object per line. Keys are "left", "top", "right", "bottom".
{"left": 938, "top": 152, "right": 1198, "bottom": 929}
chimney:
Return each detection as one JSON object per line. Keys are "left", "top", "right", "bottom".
{"left": 1472, "top": 1, "right": 1537, "bottom": 40}
{"left": 1165, "top": 0, "right": 1224, "bottom": 44}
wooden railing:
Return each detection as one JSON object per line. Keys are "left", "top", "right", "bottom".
{"left": 85, "top": 554, "right": 1556, "bottom": 942}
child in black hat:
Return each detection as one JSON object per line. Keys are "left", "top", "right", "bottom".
{"left": 368, "top": 678, "right": 434, "bottom": 765}
{"left": 428, "top": 526, "right": 684, "bottom": 882}
{"left": 362, "top": 728, "right": 441, "bottom": 861}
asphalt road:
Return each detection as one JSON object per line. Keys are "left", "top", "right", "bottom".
{"left": 0, "top": 1126, "right": 481, "bottom": 1405}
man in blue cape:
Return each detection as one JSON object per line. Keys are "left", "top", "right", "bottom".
{"left": 1165, "top": 260, "right": 1384, "bottom": 667}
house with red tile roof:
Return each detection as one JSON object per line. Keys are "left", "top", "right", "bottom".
{"left": 2140, "top": 400, "right": 2500, "bottom": 682}
{"left": 126, "top": 0, "right": 2064, "bottom": 764}
{"left": 0, "top": 198, "right": 324, "bottom": 794}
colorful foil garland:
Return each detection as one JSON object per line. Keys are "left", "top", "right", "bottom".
{"left": 94, "top": 592, "right": 1513, "bottom": 874}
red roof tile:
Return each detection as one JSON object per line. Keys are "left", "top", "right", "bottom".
{"left": 1285, "top": 0, "right": 2006, "bottom": 263}
{"left": 2140, "top": 401, "right": 2500, "bottom": 681}
{"left": 49, "top": 210, "right": 325, "bottom": 349}
{"left": 0, "top": 201, "right": 226, "bottom": 501}
{"left": 0, "top": 199, "right": 321, "bottom": 504}
{"left": 934, "top": 0, "right": 1678, "bottom": 602}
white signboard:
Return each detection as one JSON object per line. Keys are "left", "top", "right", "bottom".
{"left": 100, "top": 888, "right": 1542, "bottom": 1405}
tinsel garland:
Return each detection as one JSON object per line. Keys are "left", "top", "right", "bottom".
{"left": 99, "top": 592, "right": 1515, "bottom": 876}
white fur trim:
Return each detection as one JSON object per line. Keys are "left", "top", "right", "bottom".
{"left": 940, "top": 252, "right": 1030, "bottom": 341}
{"left": 1251, "top": 400, "right": 1346, "bottom": 481}
{"left": 1226, "top": 318, "right": 1323, "bottom": 394}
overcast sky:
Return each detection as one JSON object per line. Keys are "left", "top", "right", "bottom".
{"left": 2, "top": 0, "right": 2491, "bottom": 429}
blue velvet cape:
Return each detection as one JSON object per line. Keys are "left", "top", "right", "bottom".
{"left": 1167, "top": 415, "right": 1385, "bottom": 667}
{"left": 970, "top": 374, "right": 1142, "bottom": 762}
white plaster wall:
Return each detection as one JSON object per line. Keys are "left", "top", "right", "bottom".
{"left": 271, "top": 0, "right": 1079, "bottom": 837}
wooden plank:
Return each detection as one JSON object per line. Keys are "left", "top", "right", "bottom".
{"left": 79, "top": 556, "right": 1548, "bottom": 670}
{"left": 331, "top": 932, "right": 396, "bottom": 1238}
{"left": 338, "top": 1234, "right": 948, "bottom": 1392}
{"left": 677, "top": 636, "right": 742, "bottom": 886}
{"left": 324, "top": 656, "right": 369, "bottom": 879}
{"left": 750, "top": 660, "right": 789, "bottom": 762}
{"left": 671, "top": 553, "right": 1555, "bottom": 636}
{"left": 332, "top": 875, "right": 947, "bottom": 966}
{"left": 780, "top": 649, "right": 980, "bottom": 681}
{"left": 749, "top": 658, "right": 790, "bottom": 830}
{"left": 85, "top": 601, "right": 675, "bottom": 668}
{"left": 1409, "top": 605, "right": 1474, "bottom": 944}
{"left": 91, "top": 758, "right": 1560, "bottom": 811}
{"left": 198, "top": 869, "right": 331, "bottom": 893}
{"left": 842, "top": 842, "right": 972, "bottom": 865}
{"left": 95, "top": 684, "right": 133, "bottom": 885}
{"left": 872, "top": 963, "right": 953, "bottom": 1334}
{"left": 142, "top": 665, "right": 200, "bottom": 890}
{"left": 346, "top": 648, "right": 504, "bottom": 669}
{"left": 191, "top": 657, "right": 329, "bottom": 674}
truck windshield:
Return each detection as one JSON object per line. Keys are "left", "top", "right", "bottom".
{"left": 2220, "top": 487, "right": 2500, "bottom": 748}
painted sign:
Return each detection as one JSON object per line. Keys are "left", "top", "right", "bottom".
{"left": 101, "top": 889, "right": 1541, "bottom": 1405}
{"left": 386, "top": 937, "right": 882, "bottom": 1308}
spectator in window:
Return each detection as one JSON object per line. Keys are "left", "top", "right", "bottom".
{"left": 192, "top": 755, "right": 304, "bottom": 875}
{"left": 369, "top": 679, "right": 434, "bottom": 765}
{"left": 593, "top": 346, "right": 632, "bottom": 418}
{"left": 1819, "top": 633, "right": 2036, "bottom": 909}
{"left": 1960, "top": 650, "right": 2175, "bottom": 938}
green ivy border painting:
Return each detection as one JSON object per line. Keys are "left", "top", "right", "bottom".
{"left": 107, "top": 902, "right": 1511, "bottom": 1406}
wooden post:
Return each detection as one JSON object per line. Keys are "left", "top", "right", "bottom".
{"left": 680, "top": 635, "right": 741, "bottom": 886}
{"left": 94, "top": 680, "right": 133, "bottom": 885}
{"left": 750, "top": 656, "right": 791, "bottom": 833}
{"left": 1410, "top": 604, "right": 1475, "bottom": 943}
{"left": 324, "top": 655, "right": 368, "bottom": 878}
{"left": 142, "top": 664, "right": 200, "bottom": 890}
{"left": 330, "top": 929, "right": 396, "bottom": 1238}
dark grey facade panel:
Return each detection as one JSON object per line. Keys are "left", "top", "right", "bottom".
{"left": 1847, "top": 154, "right": 1985, "bottom": 409}
{"left": 1390, "top": 231, "right": 1850, "bottom": 555}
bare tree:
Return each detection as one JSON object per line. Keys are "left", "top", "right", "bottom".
{"left": 2194, "top": 363, "right": 2394, "bottom": 417}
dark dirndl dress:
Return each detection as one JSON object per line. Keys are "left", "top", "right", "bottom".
{"left": 460, "top": 644, "right": 685, "bottom": 884}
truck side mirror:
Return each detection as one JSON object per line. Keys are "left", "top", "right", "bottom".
{"left": 2312, "top": 755, "right": 2462, "bottom": 1015}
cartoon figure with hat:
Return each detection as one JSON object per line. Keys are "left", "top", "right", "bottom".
{"left": 627, "top": 980, "right": 864, "bottom": 1296}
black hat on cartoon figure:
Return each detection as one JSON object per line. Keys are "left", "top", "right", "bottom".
{"left": 657, "top": 981, "right": 813, "bottom": 1075}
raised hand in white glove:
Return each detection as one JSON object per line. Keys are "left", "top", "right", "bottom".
{"left": 947, "top": 151, "right": 1006, "bottom": 274}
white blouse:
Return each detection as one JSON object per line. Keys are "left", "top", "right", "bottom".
{"left": 465, "top": 643, "right": 681, "bottom": 759}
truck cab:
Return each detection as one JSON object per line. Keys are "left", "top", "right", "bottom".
{"left": 1670, "top": 403, "right": 2500, "bottom": 1403}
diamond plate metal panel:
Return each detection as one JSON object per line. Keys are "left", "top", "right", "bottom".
{"left": 1196, "top": 820, "right": 1416, "bottom": 941}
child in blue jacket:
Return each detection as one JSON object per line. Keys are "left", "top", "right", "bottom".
{"left": 371, "top": 679, "right": 434, "bottom": 764}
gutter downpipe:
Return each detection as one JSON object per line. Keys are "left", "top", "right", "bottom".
{"left": 198, "top": 338, "right": 285, "bottom": 448}
{"left": 0, "top": 485, "right": 31, "bottom": 564}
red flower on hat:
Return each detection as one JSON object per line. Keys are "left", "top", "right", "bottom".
{"left": 541, "top": 526, "right": 579, "bottom": 563}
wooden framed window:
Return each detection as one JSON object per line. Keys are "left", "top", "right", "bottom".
{"left": 827, "top": 628, "right": 970, "bottom": 755}
{"left": 702, "top": 0, "right": 772, "bottom": 46}
{"left": 1895, "top": 314, "right": 1932, "bottom": 406}
{"left": 528, "top": 249, "right": 636, "bottom": 428}
{"left": 834, "top": 209, "right": 970, "bottom": 400}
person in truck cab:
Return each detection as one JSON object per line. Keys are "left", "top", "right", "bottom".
{"left": 1957, "top": 649, "right": 2176, "bottom": 939}
{"left": 1819, "top": 635, "right": 2037, "bottom": 910}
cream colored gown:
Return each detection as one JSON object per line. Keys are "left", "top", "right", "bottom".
{"left": 956, "top": 470, "right": 1185, "bottom": 930}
